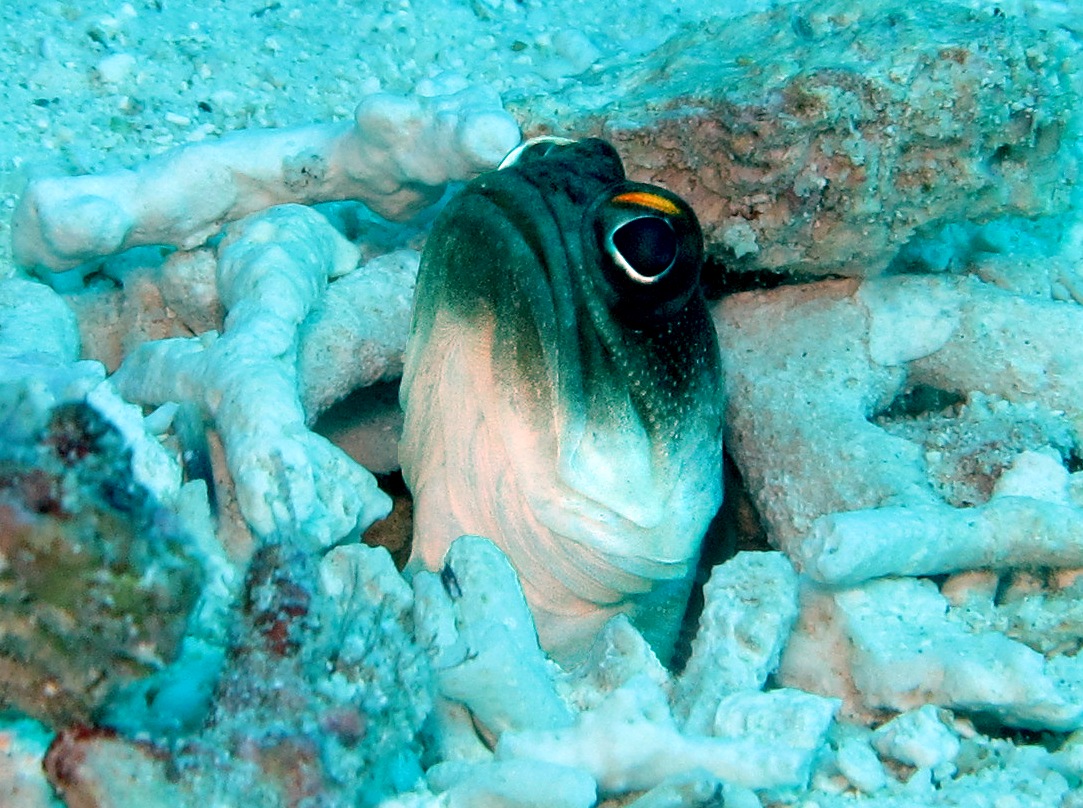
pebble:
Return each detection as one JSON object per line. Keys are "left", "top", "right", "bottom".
{"left": 96, "top": 52, "right": 136, "bottom": 84}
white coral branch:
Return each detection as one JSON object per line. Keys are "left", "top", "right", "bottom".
{"left": 112, "top": 204, "right": 391, "bottom": 549}
{"left": 12, "top": 87, "right": 520, "bottom": 277}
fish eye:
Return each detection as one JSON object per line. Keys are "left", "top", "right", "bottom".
{"left": 588, "top": 182, "right": 703, "bottom": 325}
{"left": 607, "top": 216, "right": 678, "bottom": 284}
{"left": 497, "top": 136, "right": 577, "bottom": 170}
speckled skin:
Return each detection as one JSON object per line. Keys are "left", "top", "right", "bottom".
{"left": 400, "top": 139, "right": 724, "bottom": 666}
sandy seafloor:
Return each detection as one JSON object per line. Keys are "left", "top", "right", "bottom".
{"left": 0, "top": 0, "right": 785, "bottom": 276}
{"left": 3, "top": 0, "right": 1083, "bottom": 807}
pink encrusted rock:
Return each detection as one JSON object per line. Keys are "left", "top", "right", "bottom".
{"left": 520, "top": 1, "right": 1078, "bottom": 279}
{"left": 44, "top": 727, "right": 181, "bottom": 808}
{"left": 712, "top": 274, "right": 1083, "bottom": 586}
{"left": 779, "top": 577, "right": 1083, "bottom": 731}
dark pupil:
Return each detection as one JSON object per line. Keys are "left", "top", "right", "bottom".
{"left": 612, "top": 217, "right": 677, "bottom": 278}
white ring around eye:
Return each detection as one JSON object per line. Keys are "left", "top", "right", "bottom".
{"left": 497, "top": 136, "right": 577, "bottom": 170}
{"left": 605, "top": 216, "right": 677, "bottom": 286}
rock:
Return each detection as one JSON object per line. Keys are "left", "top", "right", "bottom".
{"left": 526, "top": 0, "right": 1079, "bottom": 279}
{"left": 779, "top": 578, "right": 1083, "bottom": 731}
{"left": 713, "top": 274, "right": 1083, "bottom": 585}
{"left": 0, "top": 393, "right": 203, "bottom": 727}
{"left": 872, "top": 705, "right": 961, "bottom": 772}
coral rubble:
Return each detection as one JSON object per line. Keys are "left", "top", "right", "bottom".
{"left": 111, "top": 204, "right": 392, "bottom": 551}
{"left": 0, "top": 396, "right": 202, "bottom": 726}
{"left": 1, "top": 0, "right": 1083, "bottom": 805}
{"left": 0, "top": 279, "right": 210, "bottom": 730}
{"left": 414, "top": 537, "right": 834, "bottom": 803}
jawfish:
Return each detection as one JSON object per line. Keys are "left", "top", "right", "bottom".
{"left": 399, "top": 137, "right": 724, "bottom": 666}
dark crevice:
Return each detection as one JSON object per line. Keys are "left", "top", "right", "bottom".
{"left": 671, "top": 449, "right": 770, "bottom": 673}
{"left": 875, "top": 384, "right": 966, "bottom": 421}
{"left": 700, "top": 255, "right": 817, "bottom": 300}
{"left": 373, "top": 470, "right": 409, "bottom": 498}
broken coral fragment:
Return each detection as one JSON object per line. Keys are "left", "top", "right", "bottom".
{"left": 111, "top": 204, "right": 391, "bottom": 549}
{"left": 425, "top": 759, "right": 597, "bottom": 808}
{"left": 799, "top": 496, "right": 1083, "bottom": 586}
{"left": 673, "top": 550, "right": 799, "bottom": 734}
{"left": 298, "top": 248, "right": 420, "bottom": 418}
{"left": 0, "top": 277, "right": 82, "bottom": 363}
{"left": 558, "top": 614, "right": 671, "bottom": 713}
{"left": 779, "top": 577, "right": 1083, "bottom": 732}
{"left": 620, "top": 770, "right": 728, "bottom": 808}
{"left": 827, "top": 726, "right": 889, "bottom": 796}
{"left": 496, "top": 677, "right": 836, "bottom": 795}
{"left": 871, "top": 704, "right": 961, "bottom": 773}
{"left": 0, "top": 277, "right": 107, "bottom": 422}
{"left": 412, "top": 535, "right": 573, "bottom": 737}
{"left": 13, "top": 86, "right": 520, "bottom": 277}
{"left": 713, "top": 274, "right": 1083, "bottom": 585}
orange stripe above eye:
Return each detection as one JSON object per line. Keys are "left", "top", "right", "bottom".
{"left": 611, "top": 191, "right": 682, "bottom": 216}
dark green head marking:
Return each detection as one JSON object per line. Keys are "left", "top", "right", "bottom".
{"left": 407, "top": 137, "right": 721, "bottom": 447}
{"left": 400, "top": 137, "right": 725, "bottom": 665}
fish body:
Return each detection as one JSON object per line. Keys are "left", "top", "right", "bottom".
{"left": 400, "top": 138, "right": 724, "bottom": 666}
